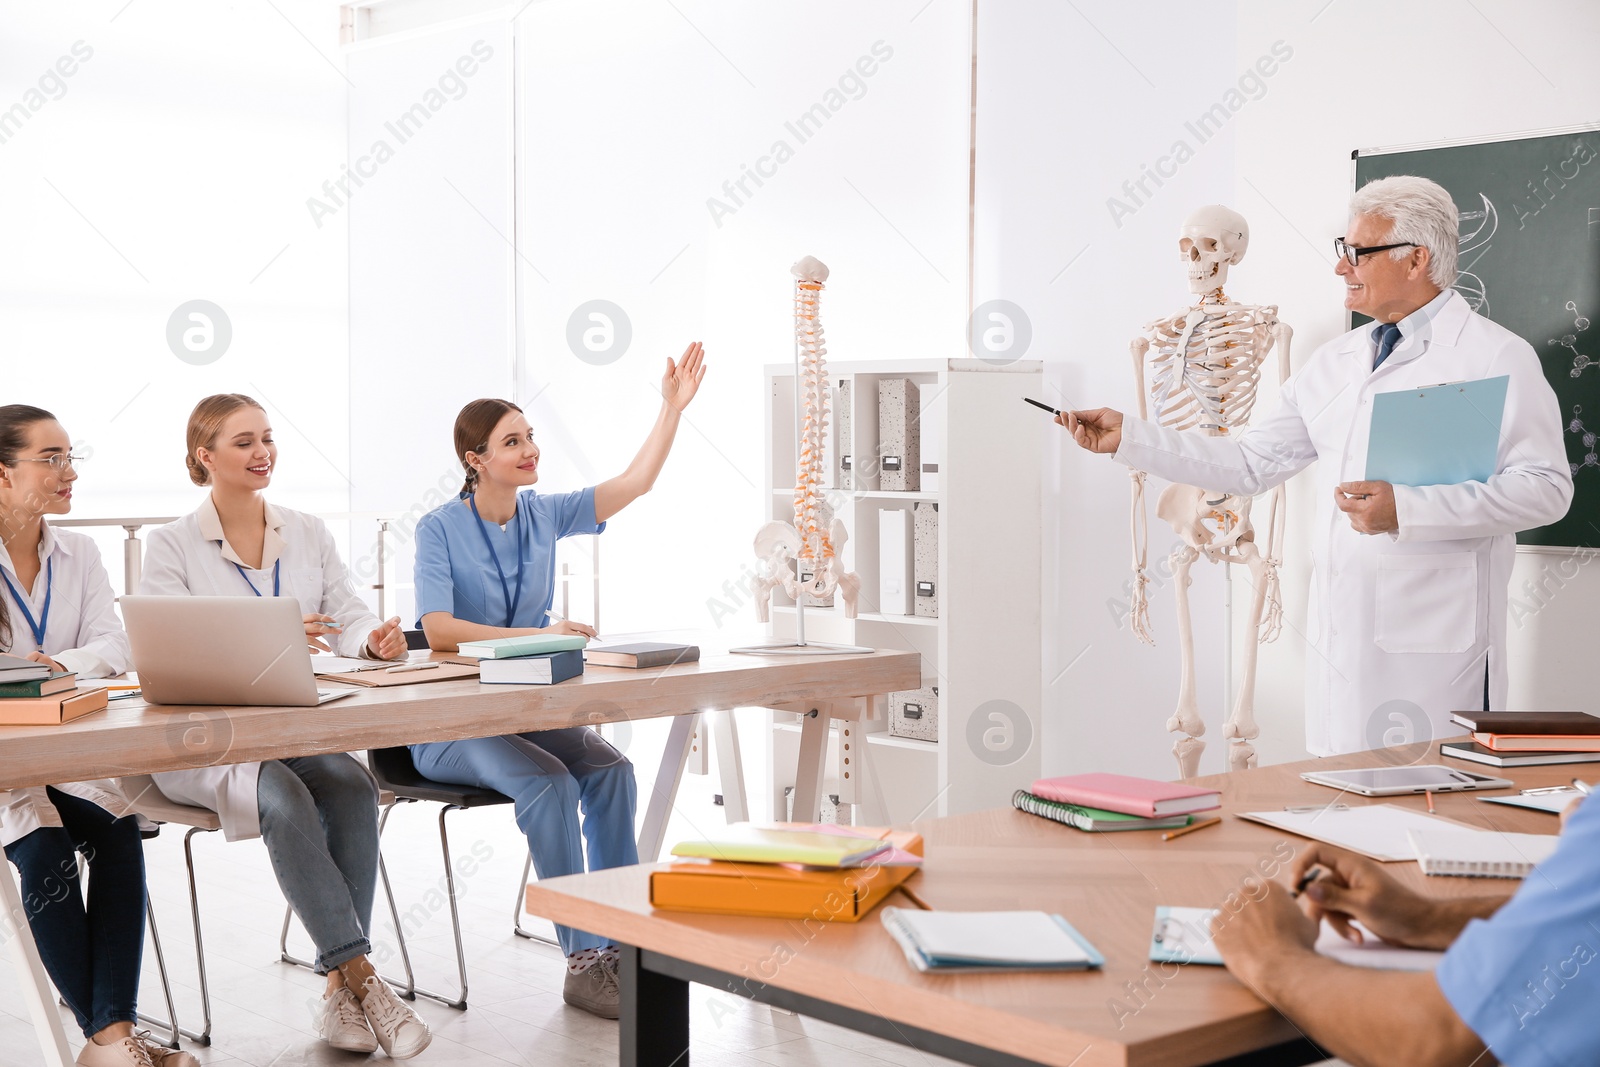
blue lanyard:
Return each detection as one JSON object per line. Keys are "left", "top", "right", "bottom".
{"left": 468, "top": 494, "right": 525, "bottom": 627}
{"left": 0, "top": 557, "right": 51, "bottom": 647}
{"left": 231, "top": 558, "right": 281, "bottom": 597}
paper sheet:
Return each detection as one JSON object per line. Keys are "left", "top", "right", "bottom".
{"left": 1236, "top": 804, "right": 1479, "bottom": 862}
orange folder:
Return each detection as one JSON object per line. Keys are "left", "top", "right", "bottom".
{"left": 649, "top": 826, "right": 923, "bottom": 921}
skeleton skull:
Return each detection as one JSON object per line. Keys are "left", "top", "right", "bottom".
{"left": 1178, "top": 205, "right": 1250, "bottom": 295}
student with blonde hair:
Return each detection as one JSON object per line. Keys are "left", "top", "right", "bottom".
{"left": 141, "top": 394, "right": 431, "bottom": 1059}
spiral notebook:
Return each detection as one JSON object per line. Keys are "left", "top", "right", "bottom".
{"left": 1406, "top": 828, "right": 1559, "bottom": 878}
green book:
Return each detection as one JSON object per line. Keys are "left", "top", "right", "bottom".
{"left": 453, "top": 634, "right": 588, "bottom": 660}
{"left": 0, "top": 671, "right": 78, "bottom": 699}
{"left": 1012, "top": 789, "right": 1191, "bottom": 832}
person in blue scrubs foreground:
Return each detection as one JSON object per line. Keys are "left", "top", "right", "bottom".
{"left": 411, "top": 341, "right": 707, "bottom": 1019}
{"left": 1212, "top": 793, "right": 1600, "bottom": 1066}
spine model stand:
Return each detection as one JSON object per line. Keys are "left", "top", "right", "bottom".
{"left": 750, "top": 257, "right": 861, "bottom": 624}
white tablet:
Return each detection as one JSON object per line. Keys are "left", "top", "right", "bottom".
{"left": 1299, "top": 765, "right": 1514, "bottom": 797}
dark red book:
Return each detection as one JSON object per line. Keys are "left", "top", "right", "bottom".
{"left": 1450, "top": 711, "right": 1600, "bottom": 735}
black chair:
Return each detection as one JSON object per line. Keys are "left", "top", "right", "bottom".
{"left": 360, "top": 746, "right": 547, "bottom": 1010}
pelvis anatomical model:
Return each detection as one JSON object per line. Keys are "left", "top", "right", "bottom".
{"left": 751, "top": 256, "right": 862, "bottom": 620}
{"left": 1128, "top": 206, "right": 1293, "bottom": 776}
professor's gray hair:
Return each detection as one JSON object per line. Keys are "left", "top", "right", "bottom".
{"left": 1349, "top": 175, "right": 1459, "bottom": 290}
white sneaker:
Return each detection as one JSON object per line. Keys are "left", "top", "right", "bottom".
{"left": 74, "top": 1035, "right": 155, "bottom": 1067}
{"left": 316, "top": 985, "right": 379, "bottom": 1054}
{"left": 135, "top": 1032, "right": 200, "bottom": 1067}
{"left": 357, "top": 974, "right": 432, "bottom": 1059}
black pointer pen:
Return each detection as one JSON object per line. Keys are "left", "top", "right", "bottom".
{"left": 1024, "top": 397, "right": 1061, "bottom": 416}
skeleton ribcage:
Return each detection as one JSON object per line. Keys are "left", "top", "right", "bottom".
{"left": 1147, "top": 305, "right": 1275, "bottom": 436}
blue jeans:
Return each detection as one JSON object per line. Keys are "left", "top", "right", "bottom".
{"left": 257, "top": 755, "right": 379, "bottom": 973}
{"left": 4, "top": 787, "right": 146, "bottom": 1038}
{"left": 411, "top": 727, "right": 638, "bottom": 954}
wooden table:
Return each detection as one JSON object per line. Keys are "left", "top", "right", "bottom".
{"left": 524, "top": 740, "right": 1574, "bottom": 1067}
{"left": 0, "top": 648, "right": 920, "bottom": 1067}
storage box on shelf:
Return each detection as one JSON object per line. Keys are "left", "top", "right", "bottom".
{"left": 762, "top": 358, "right": 1043, "bottom": 823}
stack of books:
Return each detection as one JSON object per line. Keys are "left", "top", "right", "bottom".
{"left": 1442, "top": 711, "right": 1600, "bottom": 768}
{"left": 649, "top": 823, "right": 924, "bottom": 921}
{"left": 1013, "top": 772, "right": 1221, "bottom": 833}
{"left": 0, "top": 655, "right": 107, "bottom": 725}
{"left": 450, "top": 634, "right": 587, "bottom": 685}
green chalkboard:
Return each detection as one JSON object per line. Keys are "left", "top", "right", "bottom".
{"left": 1355, "top": 128, "right": 1600, "bottom": 548}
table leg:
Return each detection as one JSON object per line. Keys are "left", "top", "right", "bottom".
{"left": 638, "top": 712, "right": 699, "bottom": 861}
{"left": 709, "top": 710, "right": 748, "bottom": 823}
{"left": 1, "top": 866, "right": 73, "bottom": 1067}
{"left": 792, "top": 705, "right": 829, "bottom": 823}
{"left": 618, "top": 944, "right": 688, "bottom": 1067}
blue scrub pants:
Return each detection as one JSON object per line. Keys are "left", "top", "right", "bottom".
{"left": 410, "top": 727, "right": 637, "bottom": 954}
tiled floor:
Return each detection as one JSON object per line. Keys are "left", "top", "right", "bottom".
{"left": 0, "top": 767, "right": 970, "bottom": 1067}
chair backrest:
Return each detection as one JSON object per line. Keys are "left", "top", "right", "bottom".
{"left": 368, "top": 747, "right": 425, "bottom": 791}
{"left": 404, "top": 629, "right": 431, "bottom": 651}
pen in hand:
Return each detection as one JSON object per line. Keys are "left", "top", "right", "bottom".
{"left": 1290, "top": 865, "right": 1325, "bottom": 899}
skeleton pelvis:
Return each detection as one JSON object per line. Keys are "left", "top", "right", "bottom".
{"left": 1155, "top": 483, "right": 1255, "bottom": 550}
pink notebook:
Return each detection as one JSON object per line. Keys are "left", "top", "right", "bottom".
{"left": 1031, "top": 773, "right": 1221, "bottom": 818}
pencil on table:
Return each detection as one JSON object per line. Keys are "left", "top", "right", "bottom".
{"left": 1162, "top": 815, "right": 1222, "bottom": 842}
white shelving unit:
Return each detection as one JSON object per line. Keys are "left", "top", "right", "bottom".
{"left": 762, "top": 357, "right": 1044, "bottom": 822}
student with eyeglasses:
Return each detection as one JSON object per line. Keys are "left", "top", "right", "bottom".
{"left": 0, "top": 404, "right": 197, "bottom": 1067}
{"left": 138, "top": 394, "right": 431, "bottom": 1059}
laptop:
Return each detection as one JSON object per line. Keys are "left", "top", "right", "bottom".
{"left": 121, "top": 595, "right": 354, "bottom": 707}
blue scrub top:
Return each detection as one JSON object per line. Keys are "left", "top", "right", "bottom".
{"left": 1435, "top": 794, "right": 1600, "bottom": 1066}
{"left": 412, "top": 487, "right": 605, "bottom": 629}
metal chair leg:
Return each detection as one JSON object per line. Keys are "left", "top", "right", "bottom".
{"left": 278, "top": 802, "right": 419, "bottom": 1000}
{"left": 136, "top": 897, "right": 185, "bottom": 1049}
{"left": 180, "top": 827, "right": 214, "bottom": 1045}
{"left": 512, "top": 852, "right": 559, "bottom": 947}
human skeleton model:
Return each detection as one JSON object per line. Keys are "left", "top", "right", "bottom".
{"left": 751, "top": 256, "right": 862, "bottom": 620}
{"left": 1127, "top": 206, "right": 1292, "bottom": 776}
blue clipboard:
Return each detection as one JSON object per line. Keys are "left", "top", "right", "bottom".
{"left": 1365, "top": 375, "right": 1509, "bottom": 486}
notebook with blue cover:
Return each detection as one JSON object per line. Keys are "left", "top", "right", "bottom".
{"left": 881, "top": 907, "right": 1104, "bottom": 973}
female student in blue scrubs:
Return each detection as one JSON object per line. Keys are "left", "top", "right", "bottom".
{"left": 0, "top": 405, "right": 197, "bottom": 1067}
{"left": 412, "top": 342, "right": 706, "bottom": 1018}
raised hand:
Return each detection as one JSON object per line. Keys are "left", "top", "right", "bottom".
{"left": 662, "top": 342, "right": 707, "bottom": 413}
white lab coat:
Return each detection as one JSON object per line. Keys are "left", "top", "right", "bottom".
{"left": 0, "top": 525, "right": 136, "bottom": 848}
{"left": 1115, "top": 291, "right": 1573, "bottom": 756}
{"left": 139, "top": 496, "right": 384, "bottom": 840}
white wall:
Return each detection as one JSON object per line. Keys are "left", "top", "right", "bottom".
{"left": 517, "top": 0, "right": 971, "bottom": 637}
{"left": 975, "top": 3, "right": 1245, "bottom": 780}
{"left": 3, "top": 1, "right": 350, "bottom": 568}
{"left": 1235, "top": 0, "right": 1600, "bottom": 745}
{"left": 345, "top": 16, "right": 516, "bottom": 624}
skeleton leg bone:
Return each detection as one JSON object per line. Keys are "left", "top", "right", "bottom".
{"left": 1165, "top": 544, "right": 1206, "bottom": 777}
{"left": 1224, "top": 541, "right": 1270, "bottom": 772}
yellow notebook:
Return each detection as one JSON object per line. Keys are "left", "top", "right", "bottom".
{"left": 670, "top": 824, "right": 895, "bottom": 867}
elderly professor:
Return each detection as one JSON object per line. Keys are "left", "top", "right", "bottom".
{"left": 1061, "top": 175, "right": 1572, "bottom": 755}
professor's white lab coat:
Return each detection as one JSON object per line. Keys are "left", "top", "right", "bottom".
{"left": 1115, "top": 291, "right": 1572, "bottom": 756}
